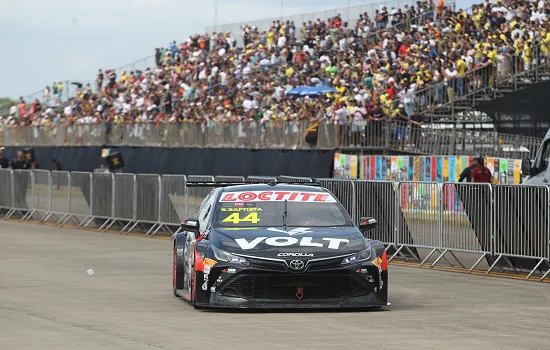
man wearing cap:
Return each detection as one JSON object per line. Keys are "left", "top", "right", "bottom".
{"left": 0, "top": 147, "right": 9, "bottom": 169}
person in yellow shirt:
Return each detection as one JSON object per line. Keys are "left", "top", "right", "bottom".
{"left": 523, "top": 41, "right": 531, "bottom": 71}
{"left": 266, "top": 32, "right": 274, "bottom": 50}
{"left": 334, "top": 82, "right": 346, "bottom": 100}
{"left": 541, "top": 32, "right": 550, "bottom": 58}
{"left": 456, "top": 57, "right": 468, "bottom": 96}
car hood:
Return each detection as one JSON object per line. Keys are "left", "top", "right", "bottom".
{"left": 210, "top": 226, "right": 368, "bottom": 259}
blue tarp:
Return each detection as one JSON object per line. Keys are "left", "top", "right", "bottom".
{"left": 287, "top": 85, "right": 338, "bottom": 97}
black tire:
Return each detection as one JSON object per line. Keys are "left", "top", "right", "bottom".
{"left": 173, "top": 246, "right": 184, "bottom": 296}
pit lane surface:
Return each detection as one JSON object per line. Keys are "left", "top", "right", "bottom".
{"left": 1, "top": 221, "right": 549, "bottom": 350}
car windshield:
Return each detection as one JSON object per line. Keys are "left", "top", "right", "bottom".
{"left": 213, "top": 189, "right": 353, "bottom": 228}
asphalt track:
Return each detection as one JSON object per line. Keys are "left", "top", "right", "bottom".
{"left": 1, "top": 221, "right": 550, "bottom": 350}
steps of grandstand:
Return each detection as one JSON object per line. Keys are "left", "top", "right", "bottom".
{"left": 426, "top": 60, "right": 550, "bottom": 124}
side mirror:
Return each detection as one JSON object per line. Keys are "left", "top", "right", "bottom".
{"left": 521, "top": 158, "right": 532, "bottom": 176}
{"left": 180, "top": 218, "right": 200, "bottom": 238}
{"left": 359, "top": 217, "right": 378, "bottom": 232}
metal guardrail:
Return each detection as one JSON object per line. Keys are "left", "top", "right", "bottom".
{"left": 205, "top": 0, "right": 429, "bottom": 48}
{"left": 412, "top": 46, "right": 550, "bottom": 117}
{"left": 0, "top": 120, "right": 542, "bottom": 158}
{"left": 1, "top": 169, "right": 548, "bottom": 281}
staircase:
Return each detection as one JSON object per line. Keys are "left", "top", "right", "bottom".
{"left": 416, "top": 49, "right": 550, "bottom": 124}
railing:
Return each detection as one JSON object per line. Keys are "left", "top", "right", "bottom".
{"left": 0, "top": 120, "right": 542, "bottom": 158}
{"left": 0, "top": 80, "right": 99, "bottom": 116}
{"left": 411, "top": 46, "right": 550, "bottom": 116}
{"left": 205, "top": 0, "right": 431, "bottom": 47}
{"left": 1, "top": 169, "right": 548, "bottom": 281}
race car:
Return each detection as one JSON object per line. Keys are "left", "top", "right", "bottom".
{"left": 172, "top": 182, "right": 389, "bottom": 309}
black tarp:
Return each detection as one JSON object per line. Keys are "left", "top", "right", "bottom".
{"left": 2, "top": 147, "right": 335, "bottom": 177}
{"left": 477, "top": 80, "right": 550, "bottom": 138}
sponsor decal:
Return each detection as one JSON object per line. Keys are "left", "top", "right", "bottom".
{"left": 221, "top": 207, "right": 263, "bottom": 212}
{"left": 220, "top": 191, "right": 337, "bottom": 203}
{"left": 210, "top": 287, "right": 216, "bottom": 292}
{"left": 222, "top": 212, "right": 260, "bottom": 224}
{"left": 227, "top": 268, "right": 236, "bottom": 274}
{"left": 203, "top": 258, "right": 217, "bottom": 267}
{"left": 176, "top": 247, "right": 184, "bottom": 256}
{"left": 181, "top": 220, "right": 198, "bottom": 227}
{"left": 361, "top": 218, "right": 377, "bottom": 225}
{"left": 217, "top": 276, "right": 223, "bottom": 283}
{"left": 277, "top": 252, "right": 314, "bottom": 257}
{"left": 267, "top": 227, "right": 313, "bottom": 236}
{"left": 372, "top": 257, "right": 383, "bottom": 267}
{"left": 203, "top": 265, "right": 211, "bottom": 274}
{"left": 235, "top": 237, "right": 349, "bottom": 250}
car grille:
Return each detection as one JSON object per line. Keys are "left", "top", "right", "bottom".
{"left": 246, "top": 257, "right": 288, "bottom": 272}
{"left": 221, "top": 273, "right": 366, "bottom": 300}
{"left": 306, "top": 256, "right": 346, "bottom": 271}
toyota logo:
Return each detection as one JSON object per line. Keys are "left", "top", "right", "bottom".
{"left": 289, "top": 260, "right": 305, "bottom": 270}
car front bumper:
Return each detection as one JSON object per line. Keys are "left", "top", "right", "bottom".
{"left": 194, "top": 263, "right": 388, "bottom": 309}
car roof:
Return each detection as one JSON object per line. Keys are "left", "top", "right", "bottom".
{"left": 219, "top": 183, "right": 327, "bottom": 193}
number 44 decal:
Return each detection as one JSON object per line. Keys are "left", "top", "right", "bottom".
{"left": 222, "top": 212, "right": 260, "bottom": 224}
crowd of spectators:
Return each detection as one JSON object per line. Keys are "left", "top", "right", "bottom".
{"left": 1, "top": 0, "right": 549, "bottom": 147}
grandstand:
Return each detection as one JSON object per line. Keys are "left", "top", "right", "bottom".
{"left": 0, "top": 0, "right": 549, "bottom": 158}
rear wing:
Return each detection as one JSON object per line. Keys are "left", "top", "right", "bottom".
{"left": 184, "top": 177, "right": 323, "bottom": 187}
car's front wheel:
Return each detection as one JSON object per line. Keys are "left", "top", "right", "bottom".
{"left": 173, "top": 246, "right": 184, "bottom": 296}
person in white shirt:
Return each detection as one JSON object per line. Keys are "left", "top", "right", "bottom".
{"left": 277, "top": 35, "right": 287, "bottom": 48}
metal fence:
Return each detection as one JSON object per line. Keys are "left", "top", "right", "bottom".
{"left": 206, "top": 0, "right": 440, "bottom": 48}
{"left": 413, "top": 47, "right": 550, "bottom": 117}
{"left": 0, "top": 120, "right": 542, "bottom": 158}
{"left": 1, "top": 168, "right": 548, "bottom": 281}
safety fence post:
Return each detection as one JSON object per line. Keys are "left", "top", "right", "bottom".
{"left": 0, "top": 169, "right": 15, "bottom": 218}
{"left": 434, "top": 182, "right": 493, "bottom": 272}
{"left": 157, "top": 174, "right": 187, "bottom": 236}
{"left": 491, "top": 184, "right": 550, "bottom": 280}
{"left": 31, "top": 169, "right": 52, "bottom": 223}
{"left": 50, "top": 170, "right": 71, "bottom": 225}
{"left": 390, "top": 182, "right": 442, "bottom": 264}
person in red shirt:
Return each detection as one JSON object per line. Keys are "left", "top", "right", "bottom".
{"left": 398, "top": 42, "right": 409, "bottom": 56}
{"left": 470, "top": 157, "right": 493, "bottom": 183}
{"left": 387, "top": 81, "right": 397, "bottom": 100}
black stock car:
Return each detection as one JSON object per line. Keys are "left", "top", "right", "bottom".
{"left": 172, "top": 183, "right": 389, "bottom": 309}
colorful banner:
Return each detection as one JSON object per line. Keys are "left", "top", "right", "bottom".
{"left": 335, "top": 154, "right": 524, "bottom": 184}
{"left": 333, "top": 153, "right": 358, "bottom": 179}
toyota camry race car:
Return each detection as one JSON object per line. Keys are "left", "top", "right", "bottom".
{"left": 172, "top": 182, "right": 389, "bottom": 309}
